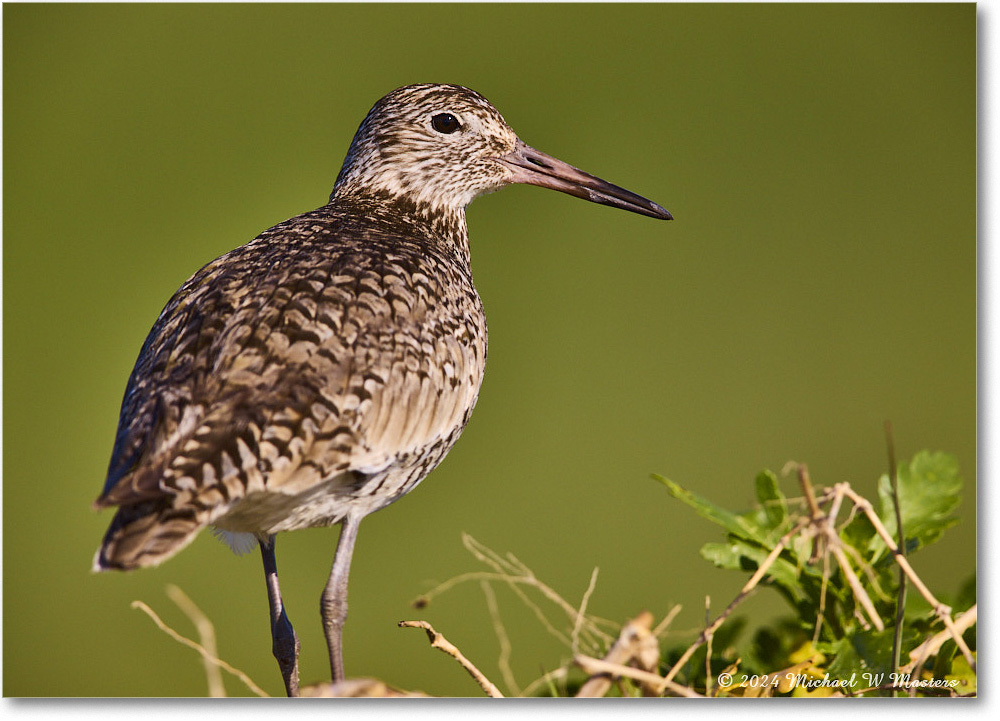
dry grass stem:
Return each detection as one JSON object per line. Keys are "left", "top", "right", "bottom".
{"left": 652, "top": 604, "right": 682, "bottom": 638}
{"left": 459, "top": 534, "right": 615, "bottom": 649}
{"left": 480, "top": 580, "right": 519, "bottom": 695}
{"left": 399, "top": 620, "right": 503, "bottom": 697}
{"left": 571, "top": 567, "right": 600, "bottom": 655}
{"left": 466, "top": 536, "right": 614, "bottom": 635}
{"left": 520, "top": 665, "right": 570, "bottom": 697}
{"left": 165, "top": 585, "right": 225, "bottom": 697}
{"left": 419, "top": 569, "right": 579, "bottom": 647}
{"left": 131, "top": 600, "right": 268, "bottom": 697}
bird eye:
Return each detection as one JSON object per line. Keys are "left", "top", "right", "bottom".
{"left": 431, "top": 113, "right": 461, "bottom": 134}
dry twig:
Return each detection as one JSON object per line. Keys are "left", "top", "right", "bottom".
{"left": 298, "top": 678, "right": 428, "bottom": 697}
{"left": 575, "top": 655, "right": 701, "bottom": 698}
{"left": 399, "top": 620, "right": 503, "bottom": 697}
{"left": 901, "top": 603, "right": 977, "bottom": 676}
{"left": 838, "top": 484, "right": 976, "bottom": 672}
{"left": 576, "top": 611, "right": 668, "bottom": 697}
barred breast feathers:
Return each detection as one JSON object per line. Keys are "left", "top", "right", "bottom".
{"left": 95, "top": 202, "right": 487, "bottom": 529}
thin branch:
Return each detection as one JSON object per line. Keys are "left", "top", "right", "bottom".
{"left": 813, "top": 550, "right": 831, "bottom": 645}
{"left": 703, "top": 596, "right": 713, "bottom": 697}
{"left": 828, "top": 542, "right": 884, "bottom": 631}
{"left": 575, "top": 612, "right": 664, "bottom": 698}
{"left": 663, "top": 516, "right": 810, "bottom": 685}
{"left": 797, "top": 464, "right": 824, "bottom": 522}
{"left": 839, "top": 484, "right": 977, "bottom": 672}
{"left": 901, "top": 604, "right": 977, "bottom": 676}
{"left": 399, "top": 620, "right": 503, "bottom": 698}
{"left": 815, "top": 481, "right": 883, "bottom": 631}
{"left": 298, "top": 678, "right": 427, "bottom": 697}
{"left": 574, "top": 655, "right": 702, "bottom": 698}
{"left": 797, "top": 464, "right": 829, "bottom": 564}
{"left": 841, "top": 535, "right": 893, "bottom": 602}
{"left": 884, "top": 420, "right": 908, "bottom": 681}
{"left": 131, "top": 601, "right": 268, "bottom": 697}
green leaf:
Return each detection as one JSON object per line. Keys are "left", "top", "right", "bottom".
{"left": 701, "top": 538, "right": 806, "bottom": 602}
{"left": 840, "top": 506, "right": 878, "bottom": 552}
{"left": 953, "top": 575, "right": 977, "bottom": 613}
{"left": 944, "top": 652, "right": 977, "bottom": 695}
{"left": 755, "top": 470, "right": 788, "bottom": 529}
{"left": 872, "top": 451, "right": 962, "bottom": 560}
{"left": 653, "top": 474, "right": 770, "bottom": 545}
{"left": 825, "top": 628, "right": 899, "bottom": 688}
{"left": 700, "top": 541, "right": 746, "bottom": 571}
{"left": 931, "top": 639, "right": 958, "bottom": 680}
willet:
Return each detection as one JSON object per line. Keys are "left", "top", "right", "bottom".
{"left": 94, "top": 83, "right": 671, "bottom": 696}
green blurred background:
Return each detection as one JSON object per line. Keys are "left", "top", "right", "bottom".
{"left": 3, "top": 3, "right": 975, "bottom": 697}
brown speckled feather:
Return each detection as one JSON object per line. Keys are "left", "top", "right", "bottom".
{"left": 95, "top": 195, "right": 487, "bottom": 568}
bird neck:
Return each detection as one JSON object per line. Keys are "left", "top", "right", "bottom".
{"left": 328, "top": 186, "right": 472, "bottom": 265}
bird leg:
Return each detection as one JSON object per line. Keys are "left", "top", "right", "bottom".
{"left": 321, "top": 515, "right": 361, "bottom": 682}
{"left": 259, "top": 537, "right": 300, "bottom": 697}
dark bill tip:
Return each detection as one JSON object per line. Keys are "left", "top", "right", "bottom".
{"left": 497, "top": 140, "right": 672, "bottom": 221}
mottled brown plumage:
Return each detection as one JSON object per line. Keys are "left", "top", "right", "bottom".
{"left": 95, "top": 198, "right": 486, "bottom": 566}
{"left": 93, "top": 83, "right": 670, "bottom": 695}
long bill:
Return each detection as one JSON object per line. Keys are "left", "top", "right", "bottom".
{"left": 496, "top": 139, "right": 672, "bottom": 220}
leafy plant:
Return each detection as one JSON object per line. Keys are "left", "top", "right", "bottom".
{"left": 652, "top": 451, "right": 975, "bottom": 697}
{"left": 131, "top": 450, "right": 975, "bottom": 697}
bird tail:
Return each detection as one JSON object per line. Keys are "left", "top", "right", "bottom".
{"left": 93, "top": 500, "right": 205, "bottom": 571}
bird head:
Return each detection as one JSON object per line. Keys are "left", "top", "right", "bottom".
{"left": 332, "top": 83, "right": 671, "bottom": 221}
